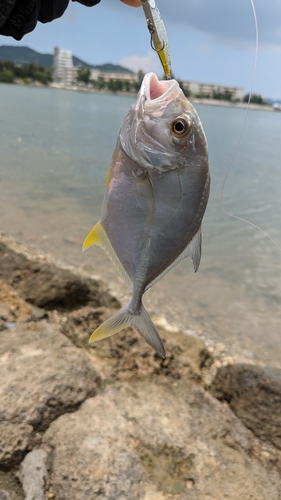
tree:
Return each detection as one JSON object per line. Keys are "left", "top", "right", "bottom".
{"left": 77, "top": 67, "right": 91, "bottom": 84}
{"left": 243, "top": 93, "right": 266, "bottom": 105}
{"left": 107, "top": 79, "right": 123, "bottom": 92}
{"left": 0, "top": 69, "right": 14, "bottom": 82}
{"left": 137, "top": 69, "right": 145, "bottom": 83}
{"left": 178, "top": 80, "right": 191, "bottom": 98}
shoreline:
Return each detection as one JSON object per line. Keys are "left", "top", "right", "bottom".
{"left": 8, "top": 79, "right": 277, "bottom": 112}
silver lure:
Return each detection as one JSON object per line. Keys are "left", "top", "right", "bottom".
{"left": 83, "top": 73, "right": 210, "bottom": 358}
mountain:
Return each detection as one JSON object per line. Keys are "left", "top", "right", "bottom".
{"left": 0, "top": 45, "right": 134, "bottom": 73}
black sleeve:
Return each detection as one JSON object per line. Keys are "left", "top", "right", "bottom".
{"left": 0, "top": 0, "right": 101, "bottom": 40}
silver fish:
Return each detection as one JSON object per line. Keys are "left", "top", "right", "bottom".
{"left": 83, "top": 72, "right": 210, "bottom": 358}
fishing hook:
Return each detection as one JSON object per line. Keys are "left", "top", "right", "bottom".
{"left": 147, "top": 19, "right": 165, "bottom": 53}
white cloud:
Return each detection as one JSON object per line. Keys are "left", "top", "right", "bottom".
{"left": 120, "top": 51, "right": 160, "bottom": 74}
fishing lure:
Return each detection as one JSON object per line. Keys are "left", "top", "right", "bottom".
{"left": 141, "top": 0, "right": 171, "bottom": 79}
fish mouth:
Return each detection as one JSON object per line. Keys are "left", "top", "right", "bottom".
{"left": 140, "top": 72, "right": 181, "bottom": 103}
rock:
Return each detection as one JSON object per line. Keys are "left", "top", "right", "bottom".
{"left": 19, "top": 449, "right": 48, "bottom": 500}
{"left": 0, "top": 492, "right": 11, "bottom": 500}
{"left": 59, "top": 305, "right": 211, "bottom": 383}
{"left": 0, "top": 279, "right": 33, "bottom": 330}
{"left": 0, "top": 234, "right": 118, "bottom": 310}
{"left": 0, "top": 470, "right": 24, "bottom": 500}
{"left": 0, "top": 423, "right": 33, "bottom": 468}
{"left": 59, "top": 305, "right": 106, "bottom": 349}
{"left": 43, "top": 380, "right": 281, "bottom": 499}
{"left": 209, "top": 363, "right": 281, "bottom": 449}
{"left": 0, "top": 321, "right": 101, "bottom": 467}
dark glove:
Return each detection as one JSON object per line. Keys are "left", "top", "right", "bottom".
{"left": 0, "top": 0, "right": 101, "bottom": 40}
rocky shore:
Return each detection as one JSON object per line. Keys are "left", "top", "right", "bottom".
{"left": 0, "top": 232, "right": 280, "bottom": 499}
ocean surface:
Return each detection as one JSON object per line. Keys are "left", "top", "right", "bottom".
{"left": 1, "top": 83, "right": 281, "bottom": 366}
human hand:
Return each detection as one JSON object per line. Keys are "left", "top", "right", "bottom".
{"left": 120, "top": 0, "right": 142, "bottom": 6}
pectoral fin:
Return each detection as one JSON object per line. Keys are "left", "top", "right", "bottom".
{"left": 82, "top": 221, "right": 132, "bottom": 289}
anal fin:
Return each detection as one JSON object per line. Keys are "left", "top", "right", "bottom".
{"left": 145, "top": 227, "right": 202, "bottom": 291}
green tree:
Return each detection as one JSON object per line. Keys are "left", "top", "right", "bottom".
{"left": 96, "top": 76, "right": 105, "bottom": 89}
{"left": 243, "top": 93, "right": 266, "bottom": 105}
{"left": 77, "top": 67, "right": 91, "bottom": 84}
{"left": 178, "top": 80, "right": 191, "bottom": 98}
{"left": 122, "top": 80, "right": 131, "bottom": 92}
{"left": 0, "top": 69, "right": 14, "bottom": 83}
{"left": 107, "top": 79, "right": 123, "bottom": 92}
{"left": 137, "top": 69, "right": 145, "bottom": 83}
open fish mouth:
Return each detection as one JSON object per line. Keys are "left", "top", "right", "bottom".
{"left": 138, "top": 73, "right": 184, "bottom": 120}
{"left": 140, "top": 72, "right": 182, "bottom": 104}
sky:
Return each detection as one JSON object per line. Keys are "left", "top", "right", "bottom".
{"left": 2, "top": 0, "right": 281, "bottom": 99}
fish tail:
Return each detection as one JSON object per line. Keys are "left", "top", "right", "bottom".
{"left": 89, "top": 301, "right": 166, "bottom": 359}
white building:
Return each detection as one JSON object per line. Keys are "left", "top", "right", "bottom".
{"left": 90, "top": 68, "right": 138, "bottom": 83}
{"left": 53, "top": 48, "right": 74, "bottom": 84}
{"left": 181, "top": 80, "right": 244, "bottom": 101}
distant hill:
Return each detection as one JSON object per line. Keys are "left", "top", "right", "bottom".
{"left": 0, "top": 45, "right": 134, "bottom": 73}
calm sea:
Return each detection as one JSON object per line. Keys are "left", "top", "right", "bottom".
{"left": 1, "top": 83, "right": 281, "bottom": 365}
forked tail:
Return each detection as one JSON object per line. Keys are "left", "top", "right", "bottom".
{"left": 89, "top": 301, "right": 166, "bottom": 358}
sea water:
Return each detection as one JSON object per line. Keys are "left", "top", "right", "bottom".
{"left": 0, "top": 83, "right": 281, "bottom": 365}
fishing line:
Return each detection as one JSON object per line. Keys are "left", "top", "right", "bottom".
{"left": 219, "top": 0, "right": 281, "bottom": 254}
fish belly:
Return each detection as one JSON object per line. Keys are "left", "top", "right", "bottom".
{"left": 101, "top": 148, "right": 209, "bottom": 291}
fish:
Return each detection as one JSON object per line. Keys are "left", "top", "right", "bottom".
{"left": 83, "top": 72, "right": 210, "bottom": 358}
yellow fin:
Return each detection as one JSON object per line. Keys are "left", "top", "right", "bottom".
{"left": 82, "top": 221, "right": 104, "bottom": 251}
{"left": 105, "top": 168, "right": 111, "bottom": 189}
{"left": 82, "top": 221, "right": 133, "bottom": 289}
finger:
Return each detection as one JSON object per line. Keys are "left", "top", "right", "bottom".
{"left": 120, "top": 0, "right": 142, "bottom": 7}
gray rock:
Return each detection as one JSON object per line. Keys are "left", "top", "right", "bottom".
{"left": 0, "top": 470, "right": 24, "bottom": 500}
{"left": 0, "top": 321, "right": 100, "bottom": 467}
{"left": 0, "top": 491, "right": 11, "bottom": 500}
{"left": 0, "top": 423, "right": 33, "bottom": 468}
{"left": 19, "top": 450, "right": 48, "bottom": 500}
{"left": 0, "top": 235, "right": 118, "bottom": 310}
{"left": 210, "top": 363, "right": 281, "bottom": 449}
{"left": 44, "top": 380, "right": 281, "bottom": 500}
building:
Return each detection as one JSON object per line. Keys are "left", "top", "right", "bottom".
{"left": 181, "top": 80, "right": 244, "bottom": 101}
{"left": 53, "top": 48, "right": 75, "bottom": 84}
{"left": 90, "top": 68, "right": 138, "bottom": 83}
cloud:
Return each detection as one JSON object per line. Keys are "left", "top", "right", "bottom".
{"left": 120, "top": 51, "right": 160, "bottom": 74}
{"left": 159, "top": 0, "right": 281, "bottom": 48}
{"left": 107, "top": 0, "right": 281, "bottom": 48}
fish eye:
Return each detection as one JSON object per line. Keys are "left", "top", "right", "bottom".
{"left": 171, "top": 117, "right": 191, "bottom": 137}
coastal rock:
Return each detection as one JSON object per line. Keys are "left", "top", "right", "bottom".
{"left": 44, "top": 380, "right": 281, "bottom": 500}
{"left": 0, "top": 234, "right": 118, "bottom": 310}
{"left": 0, "top": 278, "right": 33, "bottom": 330}
{"left": 59, "top": 305, "right": 211, "bottom": 382}
{"left": 0, "top": 423, "right": 33, "bottom": 468}
{"left": 210, "top": 363, "right": 281, "bottom": 449}
{"left": 0, "top": 234, "right": 281, "bottom": 499}
{"left": 18, "top": 449, "right": 48, "bottom": 500}
{"left": 0, "top": 321, "right": 100, "bottom": 467}
{"left": 0, "top": 470, "right": 24, "bottom": 500}
{"left": 0, "top": 492, "right": 11, "bottom": 500}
